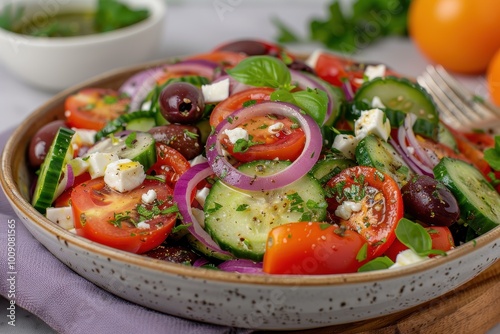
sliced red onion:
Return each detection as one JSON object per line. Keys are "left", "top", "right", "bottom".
{"left": 341, "top": 80, "right": 355, "bottom": 102}
{"left": 119, "top": 66, "right": 164, "bottom": 98}
{"left": 403, "top": 114, "right": 436, "bottom": 168}
{"left": 173, "top": 162, "right": 233, "bottom": 256}
{"left": 192, "top": 257, "right": 210, "bottom": 268}
{"left": 397, "top": 123, "right": 434, "bottom": 176}
{"left": 127, "top": 60, "right": 222, "bottom": 111}
{"left": 54, "top": 164, "right": 75, "bottom": 200}
{"left": 65, "top": 163, "right": 75, "bottom": 190}
{"left": 218, "top": 259, "right": 264, "bottom": 274}
{"left": 206, "top": 101, "right": 322, "bottom": 191}
{"left": 389, "top": 137, "right": 427, "bottom": 176}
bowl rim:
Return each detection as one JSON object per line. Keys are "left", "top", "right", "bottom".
{"left": 1, "top": 58, "right": 499, "bottom": 288}
{"left": 0, "top": 0, "right": 166, "bottom": 46}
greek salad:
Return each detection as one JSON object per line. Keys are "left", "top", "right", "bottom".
{"left": 28, "top": 39, "right": 500, "bottom": 275}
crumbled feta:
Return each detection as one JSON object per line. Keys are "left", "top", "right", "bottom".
{"left": 305, "top": 49, "right": 322, "bottom": 69}
{"left": 72, "top": 128, "right": 97, "bottom": 146}
{"left": 354, "top": 108, "right": 391, "bottom": 141}
{"left": 86, "top": 152, "right": 119, "bottom": 179}
{"left": 202, "top": 78, "right": 230, "bottom": 103}
{"left": 224, "top": 127, "right": 248, "bottom": 144}
{"left": 390, "top": 249, "right": 428, "bottom": 269}
{"left": 332, "top": 134, "right": 359, "bottom": 159}
{"left": 189, "top": 154, "right": 207, "bottom": 166}
{"left": 268, "top": 122, "right": 284, "bottom": 134}
{"left": 137, "top": 221, "right": 151, "bottom": 229}
{"left": 142, "top": 189, "right": 157, "bottom": 204}
{"left": 335, "top": 201, "right": 362, "bottom": 220}
{"left": 364, "top": 64, "right": 386, "bottom": 81}
{"left": 104, "top": 159, "right": 146, "bottom": 193}
{"left": 46, "top": 206, "right": 74, "bottom": 230}
{"left": 68, "top": 157, "right": 90, "bottom": 176}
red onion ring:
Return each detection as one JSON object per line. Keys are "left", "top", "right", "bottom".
{"left": 173, "top": 162, "right": 233, "bottom": 256}
{"left": 403, "top": 114, "right": 436, "bottom": 168}
{"left": 397, "top": 122, "right": 434, "bottom": 176}
{"left": 341, "top": 80, "right": 355, "bottom": 102}
{"left": 217, "top": 259, "right": 264, "bottom": 274}
{"left": 389, "top": 137, "right": 428, "bottom": 176}
{"left": 119, "top": 66, "right": 164, "bottom": 98}
{"left": 205, "top": 101, "right": 322, "bottom": 191}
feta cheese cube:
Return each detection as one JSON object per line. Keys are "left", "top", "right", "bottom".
{"left": 364, "top": 64, "right": 386, "bottom": 81}
{"left": 86, "top": 152, "right": 119, "bottom": 179}
{"left": 224, "top": 127, "right": 248, "bottom": 144}
{"left": 195, "top": 187, "right": 211, "bottom": 207}
{"left": 104, "top": 159, "right": 146, "bottom": 193}
{"left": 46, "top": 206, "right": 74, "bottom": 230}
{"left": 189, "top": 154, "right": 208, "bottom": 166}
{"left": 72, "top": 128, "right": 97, "bottom": 146}
{"left": 390, "top": 249, "right": 428, "bottom": 269}
{"left": 202, "top": 78, "right": 230, "bottom": 103}
{"left": 332, "top": 134, "right": 359, "bottom": 159}
{"left": 354, "top": 108, "right": 391, "bottom": 141}
{"left": 305, "top": 49, "right": 322, "bottom": 68}
{"left": 68, "top": 157, "right": 90, "bottom": 177}
{"left": 371, "top": 96, "right": 386, "bottom": 109}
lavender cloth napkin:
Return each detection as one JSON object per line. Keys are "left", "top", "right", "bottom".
{"left": 0, "top": 127, "right": 252, "bottom": 334}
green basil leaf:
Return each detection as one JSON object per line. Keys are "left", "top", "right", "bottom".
{"left": 227, "top": 56, "right": 291, "bottom": 89}
{"left": 292, "top": 88, "right": 328, "bottom": 125}
{"left": 395, "top": 218, "right": 433, "bottom": 256}
{"left": 270, "top": 88, "right": 295, "bottom": 104}
{"left": 357, "top": 256, "right": 394, "bottom": 272}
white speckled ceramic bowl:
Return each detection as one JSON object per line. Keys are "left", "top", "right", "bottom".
{"left": 0, "top": 0, "right": 166, "bottom": 92}
{"left": 1, "top": 61, "right": 499, "bottom": 330}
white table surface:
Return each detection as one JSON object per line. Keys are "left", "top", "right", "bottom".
{"left": 0, "top": 0, "right": 498, "bottom": 333}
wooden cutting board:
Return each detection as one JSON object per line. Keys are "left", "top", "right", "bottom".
{"left": 259, "top": 260, "right": 500, "bottom": 334}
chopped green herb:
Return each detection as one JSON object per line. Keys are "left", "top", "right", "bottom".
{"left": 236, "top": 204, "right": 250, "bottom": 211}
{"left": 358, "top": 256, "right": 394, "bottom": 272}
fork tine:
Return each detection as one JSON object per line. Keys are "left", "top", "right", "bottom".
{"left": 433, "top": 65, "right": 500, "bottom": 119}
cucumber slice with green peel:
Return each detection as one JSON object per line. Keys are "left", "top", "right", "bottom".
{"left": 203, "top": 160, "right": 327, "bottom": 261}
{"left": 32, "top": 127, "right": 75, "bottom": 213}
{"left": 311, "top": 157, "right": 355, "bottom": 184}
{"left": 95, "top": 110, "right": 157, "bottom": 141}
{"left": 185, "top": 234, "right": 234, "bottom": 261}
{"left": 88, "top": 132, "right": 156, "bottom": 170}
{"left": 354, "top": 76, "right": 439, "bottom": 139}
{"left": 434, "top": 157, "right": 500, "bottom": 235}
{"left": 355, "top": 134, "right": 414, "bottom": 187}
{"left": 437, "top": 122, "right": 458, "bottom": 151}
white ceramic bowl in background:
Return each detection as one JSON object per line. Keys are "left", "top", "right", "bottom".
{"left": 1, "top": 60, "right": 499, "bottom": 330}
{"left": 0, "top": 0, "right": 166, "bottom": 91}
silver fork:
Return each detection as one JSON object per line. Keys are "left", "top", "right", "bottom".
{"left": 417, "top": 65, "right": 500, "bottom": 131}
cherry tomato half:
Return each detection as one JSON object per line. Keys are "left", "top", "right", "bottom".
{"left": 221, "top": 115, "right": 306, "bottom": 162}
{"left": 71, "top": 178, "right": 176, "bottom": 254}
{"left": 263, "top": 222, "right": 367, "bottom": 275}
{"left": 65, "top": 88, "right": 130, "bottom": 131}
{"left": 147, "top": 143, "right": 191, "bottom": 189}
{"left": 325, "top": 166, "right": 404, "bottom": 258}
{"left": 209, "top": 87, "right": 274, "bottom": 128}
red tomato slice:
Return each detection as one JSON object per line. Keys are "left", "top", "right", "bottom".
{"left": 325, "top": 166, "right": 404, "bottom": 258}
{"left": 71, "top": 178, "right": 176, "bottom": 254}
{"left": 314, "top": 52, "right": 398, "bottom": 91}
{"left": 384, "top": 226, "right": 455, "bottom": 262}
{"left": 65, "top": 88, "right": 130, "bottom": 131}
{"left": 209, "top": 87, "right": 274, "bottom": 127}
{"left": 147, "top": 143, "right": 191, "bottom": 189}
{"left": 263, "top": 222, "right": 367, "bottom": 275}
{"left": 221, "top": 115, "right": 306, "bottom": 162}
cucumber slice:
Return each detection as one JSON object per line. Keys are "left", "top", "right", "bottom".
{"left": 95, "top": 110, "right": 157, "bottom": 141}
{"left": 32, "top": 127, "right": 75, "bottom": 213}
{"left": 185, "top": 234, "right": 234, "bottom": 261}
{"left": 88, "top": 132, "right": 156, "bottom": 170}
{"left": 437, "top": 122, "right": 458, "bottom": 151}
{"left": 355, "top": 134, "right": 414, "bottom": 187}
{"left": 311, "top": 157, "right": 355, "bottom": 184}
{"left": 434, "top": 158, "right": 500, "bottom": 235}
{"left": 354, "top": 76, "right": 439, "bottom": 139}
{"left": 203, "top": 160, "right": 327, "bottom": 261}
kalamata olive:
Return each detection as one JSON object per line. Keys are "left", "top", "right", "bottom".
{"left": 215, "top": 39, "right": 269, "bottom": 56}
{"left": 143, "top": 244, "right": 199, "bottom": 264}
{"left": 159, "top": 82, "right": 204, "bottom": 124}
{"left": 288, "top": 59, "right": 315, "bottom": 74}
{"left": 148, "top": 124, "right": 202, "bottom": 160}
{"left": 28, "top": 120, "right": 69, "bottom": 167}
{"left": 401, "top": 175, "right": 460, "bottom": 227}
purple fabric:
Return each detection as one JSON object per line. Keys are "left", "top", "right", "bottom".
{"left": 0, "top": 126, "right": 252, "bottom": 334}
